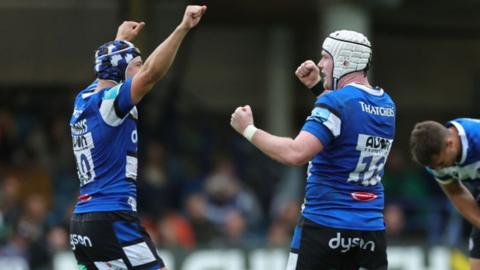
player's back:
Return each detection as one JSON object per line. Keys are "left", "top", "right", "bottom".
{"left": 70, "top": 79, "right": 139, "bottom": 214}
{"left": 302, "top": 83, "right": 395, "bottom": 231}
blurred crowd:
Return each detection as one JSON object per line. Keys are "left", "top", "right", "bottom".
{"left": 0, "top": 88, "right": 472, "bottom": 269}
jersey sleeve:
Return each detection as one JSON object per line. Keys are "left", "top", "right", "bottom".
{"left": 425, "top": 167, "right": 455, "bottom": 185}
{"left": 301, "top": 94, "right": 342, "bottom": 146}
{"left": 99, "top": 79, "right": 134, "bottom": 126}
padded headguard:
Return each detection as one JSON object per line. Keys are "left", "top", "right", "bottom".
{"left": 322, "top": 30, "right": 371, "bottom": 89}
{"left": 94, "top": 40, "right": 141, "bottom": 83}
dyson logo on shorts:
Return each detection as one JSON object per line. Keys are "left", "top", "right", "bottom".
{"left": 70, "top": 234, "right": 93, "bottom": 250}
{"left": 328, "top": 232, "right": 375, "bottom": 253}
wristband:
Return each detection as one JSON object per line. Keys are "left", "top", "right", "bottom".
{"left": 242, "top": 125, "right": 258, "bottom": 142}
{"left": 309, "top": 83, "right": 323, "bottom": 96}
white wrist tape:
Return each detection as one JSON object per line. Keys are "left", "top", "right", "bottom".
{"left": 242, "top": 125, "right": 258, "bottom": 142}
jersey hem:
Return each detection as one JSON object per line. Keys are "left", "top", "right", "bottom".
{"left": 73, "top": 206, "right": 136, "bottom": 214}
{"left": 301, "top": 213, "right": 385, "bottom": 231}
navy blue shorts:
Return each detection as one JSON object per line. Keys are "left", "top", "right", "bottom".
{"left": 286, "top": 217, "right": 387, "bottom": 270}
{"left": 470, "top": 226, "right": 480, "bottom": 258}
{"left": 70, "top": 211, "right": 165, "bottom": 270}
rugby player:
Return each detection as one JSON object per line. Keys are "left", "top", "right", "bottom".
{"left": 69, "top": 5, "right": 206, "bottom": 270}
{"left": 411, "top": 119, "right": 480, "bottom": 270}
{"left": 231, "top": 30, "right": 395, "bottom": 270}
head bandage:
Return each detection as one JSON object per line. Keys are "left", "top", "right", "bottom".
{"left": 94, "top": 40, "right": 141, "bottom": 83}
{"left": 322, "top": 30, "right": 372, "bottom": 89}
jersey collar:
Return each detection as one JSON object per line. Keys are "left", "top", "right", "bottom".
{"left": 81, "top": 80, "right": 99, "bottom": 99}
{"left": 348, "top": 83, "right": 384, "bottom": 96}
{"left": 81, "top": 91, "right": 95, "bottom": 99}
{"left": 449, "top": 121, "right": 468, "bottom": 164}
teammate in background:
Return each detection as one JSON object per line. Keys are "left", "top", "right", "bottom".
{"left": 230, "top": 30, "right": 395, "bottom": 270}
{"left": 410, "top": 119, "right": 480, "bottom": 270}
{"left": 69, "top": 6, "right": 206, "bottom": 270}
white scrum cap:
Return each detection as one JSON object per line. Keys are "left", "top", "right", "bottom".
{"left": 322, "top": 30, "right": 372, "bottom": 89}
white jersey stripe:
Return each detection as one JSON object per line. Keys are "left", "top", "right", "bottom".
{"left": 285, "top": 252, "right": 298, "bottom": 270}
{"left": 123, "top": 242, "right": 157, "bottom": 267}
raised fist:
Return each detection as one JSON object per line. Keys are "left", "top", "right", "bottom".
{"left": 230, "top": 105, "right": 254, "bottom": 134}
{"left": 115, "top": 21, "right": 145, "bottom": 41}
{"left": 180, "top": 5, "right": 207, "bottom": 30}
{"left": 295, "top": 60, "right": 321, "bottom": 89}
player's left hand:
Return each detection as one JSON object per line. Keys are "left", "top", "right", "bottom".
{"left": 230, "top": 105, "right": 254, "bottom": 134}
{"left": 115, "top": 21, "right": 146, "bottom": 41}
{"left": 295, "top": 60, "right": 321, "bottom": 89}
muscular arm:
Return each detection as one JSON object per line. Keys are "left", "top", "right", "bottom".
{"left": 250, "top": 130, "right": 323, "bottom": 166}
{"left": 441, "top": 180, "right": 480, "bottom": 229}
{"left": 130, "top": 26, "right": 188, "bottom": 103}
{"left": 230, "top": 105, "right": 324, "bottom": 166}
{"left": 130, "top": 5, "right": 206, "bottom": 104}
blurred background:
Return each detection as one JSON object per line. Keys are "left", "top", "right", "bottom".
{"left": 1, "top": 0, "right": 480, "bottom": 269}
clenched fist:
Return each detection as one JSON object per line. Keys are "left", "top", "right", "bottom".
{"left": 115, "top": 21, "right": 146, "bottom": 41}
{"left": 230, "top": 105, "right": 254, "bottom": 134}
{"left": 179, "top": 5, "right": 207, "bottom": 30}
{"left": 295, "top": 60, "right": 321, "bottom": 89}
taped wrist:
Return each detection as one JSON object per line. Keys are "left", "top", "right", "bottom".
{"left": 242, "top": 125, "right": 258, "bottom": 142}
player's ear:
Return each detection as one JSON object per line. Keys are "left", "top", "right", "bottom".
{"left": 445, "top": 136, "right": 454, "bottom": 149}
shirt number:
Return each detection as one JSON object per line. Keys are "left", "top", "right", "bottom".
{"left": 72, "top": 132, "right": 96, "bottom": 186}
{"left": 347, "top": 134, "right": 392, "bottom": 186}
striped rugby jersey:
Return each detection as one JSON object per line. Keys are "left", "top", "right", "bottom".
{"left": 301, "top": 83, "right": 396, "bottom": 231}
{"left": 70, "top": 79, "right": 138, "bottom": 213}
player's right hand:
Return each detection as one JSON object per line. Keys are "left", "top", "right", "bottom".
{"left": 295, "top": 60, "right": 321, "bottom": 89}
{"left": 180, "top": 5, "right": 207, "bottom": 30}
{"left": 230, "top": 105, "right": 254, "bottom": 135}
{"left": 115, "top": 21, "right": 146, "bottom": 41}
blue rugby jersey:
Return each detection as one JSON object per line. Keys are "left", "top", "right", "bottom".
{"left": 427, "top": 118, "right": 480, "bottom": 184}
{"left": 70, "top": 79, "right": 139, "bottom": 214}
{"left": 301, "top": 83, "right": 396, "bottom": 231}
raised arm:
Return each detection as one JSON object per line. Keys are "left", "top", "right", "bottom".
{"left": 130, "top": 5, "right": 207, "bottom": 104}
{"left": 441, "top": 180, "right": 480, "bottom": 229}
{"left": 230, "top": 105, "right": 323, "bottom": 166}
